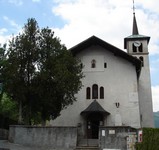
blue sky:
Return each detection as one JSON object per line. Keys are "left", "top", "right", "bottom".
{"left": 0, "top": 0, "right": 159, "bottom": 111}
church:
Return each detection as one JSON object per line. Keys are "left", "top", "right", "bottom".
{"left": 50, "top": 11, "right": 154, "bottom": 141}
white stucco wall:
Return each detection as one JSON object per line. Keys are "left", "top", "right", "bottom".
{"left": 126, "top": 39, "right": 154, "bottom": 127}
{"left": 50, "top": 45, "right": 141, "bottom": 128}
{"left": 138, "top": 55, "right": 154, "bottom": 127}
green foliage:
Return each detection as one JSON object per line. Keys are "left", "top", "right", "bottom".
{"left": 32, "top": 27, "right": 83, "bottom": 123}
{"left": 2, "top": 18, "right": 83, "bottom": 125}
{"left": 0, "top": 93, "right": 18, "bottom": 121}
{"left": 3, "top": 18, "right": 40, "bottom": 124}
{"left": 136, "top": 128, "right": 159, "bottom": 150}
{"left": 0, "top": 44, "right": 6, "bottom": 100}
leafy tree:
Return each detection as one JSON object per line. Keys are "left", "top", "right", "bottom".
{"left": 3, "top": 18, "right": 39, "bottom": 124}
{"left": 0, "top": 45, "right": 18, "bottom": 127}
{"left": 0, "top": 44, "right": 6, "bottom": 101}
{"left": 3, "top": 18, "right": 83, "bottom": 125}
{"left": 33, "top": 28, "right": 83, "bottom": 124}
{"left": 0, "top": 93, "right": 18, "bottom": 121}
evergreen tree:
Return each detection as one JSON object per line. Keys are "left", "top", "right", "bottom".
{"left": 3, "top": 18, "right": 39, "bottom": 124}
{"left": 3, "top": 18, "right": 83, "bottom": 125}
{"left": 33, "top": 28, "right": 83, "bottom": 124}
{"left": 0, "top": 44, "right": 6, "bottom": 101}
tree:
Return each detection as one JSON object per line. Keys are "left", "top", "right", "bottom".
{"left": 0, "top": 45, "right": 18, "bottom": 128}
{"left": 3, "top": 18, "right": 83, "bottom": 125}
{"left": 3, "top": 18, "right": 39, "bottom": 124}
{"left": 33, "top": 28, "right": 83, "bottom": 124}
{"left": 0, "top": 93, "right": 18, "bottom": 121}
{"left": 0, "top": 44, "right": 6, "bottom": 101}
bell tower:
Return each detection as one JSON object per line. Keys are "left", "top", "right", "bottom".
{"left": 124, "top": 2, "right": 154, "bottom": 127}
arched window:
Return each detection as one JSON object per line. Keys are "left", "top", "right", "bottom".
{"left": 100, "top": 87, "right": 104, "bottom": 99}
{"left": 138, "top": 43, "right": 143, "bottom": 52}
{"left": 91, "top": 59, "right": 96, "bottom": 68}
{"left": 139, "top": 56, "right": 144, "bottom": 67}
{"left": 86, "top": 87, "right": 91, "bottom": 99}
{"left": 92, "top": 84, "right": 98, "bottom": 99}
{"left": 104, "top": 62, "right": 107, "bottom": 68}
{"left": 132, "top": 44, "right": 137, "bottom": 52}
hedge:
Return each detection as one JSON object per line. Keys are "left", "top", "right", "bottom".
{"left": 136, "top": 128, "right": 159, "bottom": 150}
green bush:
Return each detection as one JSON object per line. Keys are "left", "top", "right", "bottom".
{"left": 136, "top": 128, "right": 159, "bottom": 150}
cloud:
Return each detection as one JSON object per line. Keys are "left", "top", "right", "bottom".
{"left": 150, "top": 57, "right": 159, "bottom": 86}
{"left": 152, "top": 86, "right": 159, "bottom": 112}
{"left": 53, "top": 0, "right": 76, "bottom": 3}
{"left": 8, "top": 0, "right": 23, "bottom": 6}
{"left": 0, "top": 28, "right": 10, "bottom": 45}
{"left": 52, "top": 0, "right": 131, "bottom": 49}
{"left": 51, "top": 0, "right": 159, "bottom": 112}
{"left": 0, "top": 28, "right": 8, "bottom": 35}
{"left": 137, "top": 0, "right": 159, "bottom": 14}
{"left": 32, "top": 0, "right": 41, "bottom": 2}
{"left": 0, "top": 17, "right": 22, "bottom": 45}
{"left": 3, "top": 16, "right": 21, "bottom": 31}
{"left": 51, "top": 0, "right": 159, "bottom": 55}
{"left": 0, "top": 0, "right": 158, "bottom": 112}
{"left": 150, "top": 58, "right": 159, "bottom": 73}
{"left": 0, "top": 35, "right": 11, "bottom": 45}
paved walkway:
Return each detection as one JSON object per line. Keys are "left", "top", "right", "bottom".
{"left": 0, "top": 140, "right": 71, "bottom": 150}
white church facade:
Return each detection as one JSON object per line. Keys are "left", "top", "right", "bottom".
{"left": 50, "top": 13, "right": 154, "bottom": 140}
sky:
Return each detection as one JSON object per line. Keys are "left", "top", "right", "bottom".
{"left": 0, "top": 0, "right": 159, "bottom": 111}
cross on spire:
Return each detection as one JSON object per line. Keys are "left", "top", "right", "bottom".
{"left": 133, "top": 0, "right": 135, "bottom": 14}
{"left": 132, "top": 0, "right": 139, "bottom": 35}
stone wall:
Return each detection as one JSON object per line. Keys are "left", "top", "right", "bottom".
{"left": 0, "top": 128, "right": 8, "bottom": 140}
{"left": 9, "top": 125, "right": 77, "bottom": 149}
{"left": 99, "top": 126, "right": 137, "bottom": 150}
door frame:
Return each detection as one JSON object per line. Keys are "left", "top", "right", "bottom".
{"left": 86, "top": 112, "right": 103, "bottom": 139}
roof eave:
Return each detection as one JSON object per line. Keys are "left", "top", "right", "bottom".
{"left": 69, "top": 36, "right": 141, "bottom": 75}
{"left": 124, "top": 35, "right": 150, "bottom": 49}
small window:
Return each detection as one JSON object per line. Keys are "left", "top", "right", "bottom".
{"left": 138, "top": 43, "right": 143, "bottom": 52}
{"left": 100, "top": 87, "right": 104, "bottom": 99}
{"left": 139, "top": 56, "right": 144, "bottom": 67}
{"left": 104, "top": 62, "right": 107, "bottom": 68}
{"left": 91, "top": 59, "right": 96, "bottom": 68}
{"left": 132, "top": 44, "right": 137, "bottom": 52}
{"left": 86, "top": 87, "right": 91, "bottom": 99}
{"left": 92, "top": 84, "right": 98, "bottom": 99}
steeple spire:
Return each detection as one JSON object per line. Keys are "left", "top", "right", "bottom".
{"left": 132, "top": 0, "right": 139, "bottom": 35}
{"left": 124, "top": 0, "right": 150, "bottom": 50}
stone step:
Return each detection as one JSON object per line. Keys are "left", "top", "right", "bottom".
{"left": 75, "top": 146, "right": 99, "bottom": 150}
{"left": 78, "top": 139, "right": 98, "bottom": 147}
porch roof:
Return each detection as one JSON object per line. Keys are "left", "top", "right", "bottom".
{"left": 80, "top": 100, "right": 110, "bottom": 116}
